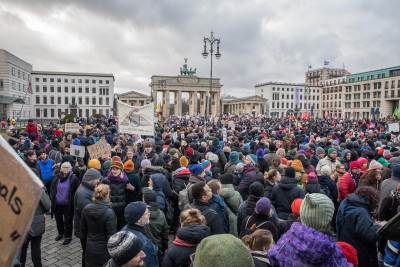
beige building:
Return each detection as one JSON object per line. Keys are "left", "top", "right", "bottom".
{"left": 117, "top": 90, "right": 151, "bottom": 106}
{"left": 321, "top": 65, "right": 400, "bottom": 119}
{"left": 306, "top": 67, "right": 350, "bottom": 86}
{"left": 222, "top": 95, "right": 268, "bottom": 115}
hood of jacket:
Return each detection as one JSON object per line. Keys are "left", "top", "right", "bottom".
{"left": 268, "top": 222, "right": 349, "bottom": 266}
{"left": 149, "top": 204, "right": 163, "bottom": 220}
{"left": 150, "top": 173, "right": 166, "bottom": 191}
{"left": 189, "top": 174, "right": 205, "bottom": 184}
{"left": 341, "top": 193, "right": 371, "bottom": 212}
{"left": 220, "top": 184, "right": 236, "bottom": 200}
{"left": 279, "top": 176, "right": 298, "bottom": 190}
{"left": 84, "top": 200, "right": 111, "bottom": 220}
{"left": 176, "top": 224, "right": 210, "bottom": 244}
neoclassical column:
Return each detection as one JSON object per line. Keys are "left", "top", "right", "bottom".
{"left": 199, "top": 92, "right": 206, "bottom": 115}
{"left": 191, "top": 91, "right": 198, "bottom": 115}
{"left": 174, "top": 91, "right": 182, "bottom": 116}
{"left": 162, "top": 91, "right": 170, "bottom": 117}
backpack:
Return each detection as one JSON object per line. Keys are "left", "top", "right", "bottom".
{"left": 240, "top": 215, "right": 270, "bottom": 237}
{"left": 320, "top": 183, "right": 332, "bottom": 199}
{"left": 178, "top": 183, "right": 191, "bottom": 211}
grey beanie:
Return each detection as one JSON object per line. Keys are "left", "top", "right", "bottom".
{"left": 107, "top": 231, "right": 143, "bottom": 266}
{"left": 82, "top": 168, "right": 102, "bottom": 183}
{"left": 300, "top": 193, "right": 334, "bottom": 232}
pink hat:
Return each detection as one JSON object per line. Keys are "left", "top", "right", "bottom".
{"left": 368, "top": 160, "right": 383, "bottom": 171}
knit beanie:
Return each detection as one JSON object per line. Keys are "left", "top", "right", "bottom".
{"left": 82, "top": 168, "right": 102, "bottom": 183}
{"left": 124, "top": 201, "right": 147, "bottom": 226}
{"left": 246, "top": 154, "right": 257, "bottom": 166}
{"left": 179, "top": 156, "right": 189, "bottom": 167}
{"left": 193, "top": 234, "right": 254, "bottom": 267}
{"left": 378, "top": 157, "right": 390, "bottom": 167}
{"left": 140, "top": 159, "right": 152, "bottom": 169}
{"left": 307, "top": 171, "right": 318, "bottom": 182}
{"left": 142, "top": 187, "right": 157, "bottom": 204}
{"left": 111, "top": 157, "right": 124, "bottom": 170}
{"left": 291, "top": 198, "right": 303, "bottom": 217}
{"left": 320, "top": 165, "right": 332, "bottom": 176}
{"left": 123, "top": 160, "right": 135, "bottom": 172}
{"left": 285, "top": 167, "right": 296, "bottom": 178}
{"left": 349, "top": 161, "right": 360, "bottom": 170}
{"left": 102, "top": 160, "right": 112, "bottom": 173}
{"left": 200, "top": 160, "right": 211, "bottom": 171}
{"left": 188, "top": 164, "right": 205, "bottom": 176}
{"left": 168, "top": 148, "right": 180, "bottom": 159}
{"left": 368, "top": 160, "right": 383, "bottom": 171}
{"left": 185, "top": 147, "right": 194, "bottom": 156}
{"left": 327, "top": 148, "right": 336, "bottom": 156}
{"left": 316, "top": 147, "right": 325, "bottom": 156}
{"left": 392, "top": 163, "right": 400, "bottom": 178}
{"left": 229, "top": 151, "right": 239, "bottom": 162}
{"left": 220, "top": 173, "right": 234, "bottom": 185}
{"left": 300, "top": 193, "right": 334, "bottom": 232}
{"left": 255, "top": 197, "right": 272, "bottom": 216}
{"left": 336, "top": 241, "right": 358, "bottom": 267}
{"left": 256, "top": 148, "right": 265, "bottom": 159}
{"left": 249, "top": 181, "right": 264, "bottom": 197}
{"left": 88, "top": 159, "right": 101, "bottom": 170}
{"left": 107, "top": 231, "right": 143, "bottom": 266}
{"left": 291, "top": 159, "right": 304, "bottom": 172}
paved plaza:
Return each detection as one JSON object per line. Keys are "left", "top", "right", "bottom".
{"left": 26, "top": 215, "right": 81, "bottom": 267}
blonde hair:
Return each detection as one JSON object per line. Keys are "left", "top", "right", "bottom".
{"left": 93, "top": 184, "right": 110, "bottom": 201}
{"left": 241, "top": 229, "right": 274, "bottom": 251}
{"left": 180, "top": 208, "right": 206, "bottom": 227}
{"left": 207, "top": 179, "right": 221, "bottom": 195}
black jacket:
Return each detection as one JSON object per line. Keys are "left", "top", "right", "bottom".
{"left": 74, "top": 181, "right": 95, "bottom": 238}
{"left": 270, "top": 176, "right": 305, "bottom": 220}
{"left": 237, "top": 194, "right": 260, "bottom": 231}
{"left": 162, "top": 224, "right": 210, "bottom": 267}
{"left": 251, "top": 251, "right": 272, "bottom": 267}
{"left": 336, "top": 194, "right": 379, "bottom": 267}
{"left": 102, "top": 177, "right": 128, "bottom": 214}
{"left": 50, "top": 172, "right": 80, "bottom": 212}
{"left": 240, "top": 213, "right": 279, "bottom": 241}
{"left": 29, "top": 188, "right": 51, "bottom": 237}
{"left": 81, "top": 200, "right": 117, "bottom": 267}
{"left": 192, "top": 200, "right": 225, "bottom": 235}
{"left": 318, "top": 175, "right": 338, "bottom": 202}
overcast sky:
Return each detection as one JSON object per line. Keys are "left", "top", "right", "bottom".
{"left": 1, "top": 0, "right": 399, "bottom": 96}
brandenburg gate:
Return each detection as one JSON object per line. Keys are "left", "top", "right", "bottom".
{"left": 150, "top": 59, "right": 222, "bottom": 117}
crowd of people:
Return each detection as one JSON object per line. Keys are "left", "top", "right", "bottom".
{"left": 9, "top": 115, "right": 400, "bottom": 267}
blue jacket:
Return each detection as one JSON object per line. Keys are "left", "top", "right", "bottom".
{"left": 122, "top": 224, "right": 159, "bottom": 267}
{"left": 385, "top": 240, "right": 400, "bottom": 267}
{"left": 38, "top": 159, "right": 54, "bottom": 183}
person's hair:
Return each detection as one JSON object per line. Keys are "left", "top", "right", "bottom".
{"left": 355, "top": 186, "right": 379, "bottom": 211}
{"left": 25, "top": 149, "right": 35, "bottom": 157}
{"left": 241, "top": 229, "right": 274, "bottom": 251}
{"left": 179, "top": 208, "right": 206, "bottom": 227}
{"left": 93, "top": 184, "right": 110, "bottom": 201}
{"left": 191, "top": 182, "right": 207, "bottom": 200}
{"left": 207, "top": 179, "right": 221, "bottom": 195}
{"left": 359, "top": 169, "right": 380, "bottom": 187}
{"left": 266, "top": 169, "right": 279, "bottom": 181}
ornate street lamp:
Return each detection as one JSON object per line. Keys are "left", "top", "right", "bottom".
{"left": 202, "top": 31, "right": 221, "bottom": 118}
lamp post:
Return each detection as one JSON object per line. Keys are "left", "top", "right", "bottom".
{"left": 202, "top": 31, "right": 221, "bottom": 118}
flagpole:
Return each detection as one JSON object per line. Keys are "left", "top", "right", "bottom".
{"left": 17, "top": 80, "right": 31, "bottom": 121}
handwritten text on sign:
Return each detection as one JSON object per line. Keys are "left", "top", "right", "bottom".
{"left": 87, "top": 139, "right": 111, "bottom": 159}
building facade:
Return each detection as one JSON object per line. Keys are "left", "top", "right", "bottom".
{"left": 222, "top": 95, "right": 268, "bottom": 115}
{"left": 255, "top": 82, "right": 321, "bottom": 118}
{"left": 306, "top": 67, "right": 350, "bottom": 86}
{"left": 0, "top": 49, "right": 33, "bottom": 119}
{"left": 32, "top": 71, "right": 114, "bottom": 119}
{"left": 321, "top": 66, "right": 400, "bottom": 119}
{"left": 117, "top": 90, "right": 152, "bottom": 106}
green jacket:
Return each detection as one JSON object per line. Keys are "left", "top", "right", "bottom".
{"left": 146, "top": 204, "right": 170, "bottom": 252}
{"left": 220, "top": 184, "right": 243, "bottom": 236}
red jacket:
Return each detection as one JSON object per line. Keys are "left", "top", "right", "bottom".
{"left": 338, "top": 172, "right": 356, "bottom": 200}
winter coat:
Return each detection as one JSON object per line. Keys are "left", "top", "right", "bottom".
{"left": 123, "top": 224, "right": 159, "bottom": 267}
{"left": 251, "top": 251, "right": 271, "bottom": 267}
{"left": 37, "top": 159, "right": 54, "bottom": 183}
{"left": 240, "top": 213, "right": 279, "bottom": 241}
{"left": 141, "top": 165, "right": 170, "bottom": 188}
{"left": 29, "top": 188, "right": 51, "bottom": 237}
{"left": 48, "top": 149, "right": 63, "bottom": 164}
{"left": 208, "top": 194, "right": 230, "bottom": 233}
{"left": 338, "top": 172, "right": 356, "bottom": 200}
{"left": 220, "top": 184, "right": 242, "bottom": 236}
{"left": 126, "top": 171, "right": 141, "bottom": 203}
{"left": 263, "top": 180, "right": 275, "bottom": 199}
{"left": 336, "top": 193, "right": 380, "bottom": 267}
{"left": 270, "top": 176, "right": 305, "bottom": 220}
{"left": 268, "top": 222, "right": 351, "bottom": 267}
{"left": 102, "top": 173, "right": 128, "bottom": 214}
{"left": 237, "top": 194, "right": 260, "bottom": 232}
{"left": 74, "top": 181, "right": 95, "bottom": 238}
{"left": 379, "top": 176, "right": 400, "bottom": 214}
{"left": 191, "top": 199, "right": 225, "bottom": 235}
{"left": 146, "top": 203, "right": 170, "bottom": 252}
{"left": 238, "top": 165, "right": 260, "bottom": 199}
{"left": 172, "top": 167, "right": 190, "bottom": 193}
{"left": 81, "top": 200, "right": 117, "bottom": 267}
{"left": 50, "top": 171, "right": 80, "bottom": 212}
{"left": 162, "top": 224, "right": 210, "bottom": 267}
{"left": 305, "top": 179, "right": 321, "bottom": 194}
{"left": 316, "top": 156, "right": 340, "bottom": 176}
{"left": 318, "top": 175, "right": 338, "bottom": 202}
{"left": 384, "top": 240, "right": 400, "bottom": 267}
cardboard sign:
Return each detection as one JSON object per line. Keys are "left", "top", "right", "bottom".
{"left": 87, "top": 139, "right": 111, "bottom": 159}
{"left": 0, "top": 136, "right": 43, "bottom": 267}
{"left": 388, "top": 123, "right": 399, "bottom": 133}
{"left": 69, "top": 144, "right": 85, "bottom": 158}
{"left": 64, "top": 123, "right": 81, "bottom": 133}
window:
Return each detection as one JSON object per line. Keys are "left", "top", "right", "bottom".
{"left": 72, "top": 87, "right": 75, "bottom": 93}
{"left": 43, "top": 86, "right": 47, "bottom": 93}
{"left": 78, "top": 79, "right": 82, "bottom": 83}
{"left": 99, "top": 98, "right": 103, "bottom": 105}
{"left": 50, "top": 78, "right": 54, "bottom": 82}
{"left": 92, "top": 80, "right": 96, "bottom": 84}
{"left": 78, "top": 97, "right": 82, "bottom": 105}
{"left": 51, "top": 109, "right": 54, "bottom": 117}
{"left": 42, "top": 78, "right": 47, "bottom": 82}
{"left": 85, "top": 87, "right": 89, "bottom": 93}
{"left": 85, "top": 97, "right": 89, "bottom": 105}
{"left": 92, "top": 87, "right": 96, "bottom": 94}
{"left": 64, "top": 86, "right": 68, "bottom": 93}
{"left": 92, "top": 109, "right": 97, "bottom": 115}
{"left": 92, "top": 97, "right": 96, "bottom": 105}
{"left": 36, "top": 85, "right": 40, "bottom": 92}
{"left": 85, "top": 79, "right": 89, "bottom": 83}
{"left": 78, "top": 87, "right": 82, "bottom": 93}
{"left": 71, "top": 79, "right": 75, "bottom": 83}
{"left": 50, "top": 86, "right": 54, "bottom": 92}
{"left": 58, "top": 109, "right": 62, "bottom": 117}
{"left": 106, "top": 80, "right": 109, "bottom": 84}
{"left": 72, "top": 97, "right": 76, "bottom": 105}
{"left": 57, "top": 78, "right": 61, "bottom": 82}
{"left": 272, "top": 102, "right": 275, "bottom": 108}
{"left": 43, "top": 96, "right": 47, "bottom": 104}
{"left": 106, "top": 109, "right": 109, "bottom": 117}
{"left": 36, "top": 109, "right": 40, "bottom": 118}
{"left": 43, "top": 109, "right": 47, "bottom": 118}
{"left": 12, "top": 68, "right": 16, "bottom": 76}
{"left": 65, "top": 97, "right": 68, "bottom": 104}
{"left": 57, "top": 86, "right": 61, "bottom": 93}
{"left": 64, "top": 78, "right": 68, "bottom": 83}
{"left": 99, "top": 80, "right": 103, "bottom": 84}
{"left": 36, "top": 96, "right": 40, "bottom": 104}
{"left": 50, "top": 96, "right": 54, "bottom": 104}
{"left": 58, "top": 97, "right": 61, "bottom": 104}
{"left": 86, "top": 109, "right": 90, "bottom": 117}
{"left": 105, "top": 98, "right": 109, "bottom": 105}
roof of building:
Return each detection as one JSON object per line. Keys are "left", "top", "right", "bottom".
{"left": 32, "top": 70, "right": 115, "bottom": 80}
{"left": 346, "top": 65, "right": 400, "bottom": 82}
{"left": 0, "top": 96, "right": 25, "bottom": 105}
{"left": 117, "top": 90, "right": 151, "bottom": 98}
{"left": 222, "top": 95, "right": 267, "bottom": 103}
{"left": 255, "top": 81, "right": 320, "bottom": 88}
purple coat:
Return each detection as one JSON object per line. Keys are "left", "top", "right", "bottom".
{"left": 268, "top": 222, "right": 351, "bottom": 267}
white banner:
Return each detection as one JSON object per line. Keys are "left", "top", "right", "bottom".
{"left": 118, "top": 101, "right": 155, "bottom": 136}
{"left": 388, "top": 123, "right": 400, "bottom": 133}
{"left": 64, "top": 123, "right": 81, "bottom": 133}
{"left": 69, "top": 144, "right": 86, "bottom": 158}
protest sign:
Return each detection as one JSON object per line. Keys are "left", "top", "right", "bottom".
{"left": 69, "top": 144, "right": 85, "bottom": 158}
{"left": 0, "top": 136, "right": 43, "bottom": 267}
{"left": 388, "top": 123, "right": 399, "bottom": 133}
{"left": 118, "top": 101, "right": 155, "bottom": 136}
{"left": 87, "top": 139, "right": 111, "bottom": 159}
{"left": 64, "top": 123, "right": 81, "bottom": 133}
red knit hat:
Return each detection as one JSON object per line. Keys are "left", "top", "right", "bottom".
{"left": 349, "top": 161, "right": 360, "bottom": 170}
{"left": 185, "top": 147, "right": 194, "bottom": 156}
{"left": 291, "top": 198, "right": 302, "bottom": 217}
{"left": 336, "top": 241, "right": 358, "bottom": 267}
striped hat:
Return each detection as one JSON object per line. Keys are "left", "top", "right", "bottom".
{"left": 300, "top": 193, "right": 334, "bottom": 232}
{"left": 107, "top": 231, "right": 143, "bottom": 266}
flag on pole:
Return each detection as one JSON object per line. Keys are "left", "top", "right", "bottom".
{"left": 27, "top": 81, "right": 32, "bottom": 94}
{"left": 324, "top": 60, "right": 330, "bottom": 66}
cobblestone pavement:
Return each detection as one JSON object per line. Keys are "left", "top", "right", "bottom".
{"left": 26, "top": 215, "right": 82, "bottom": 267}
